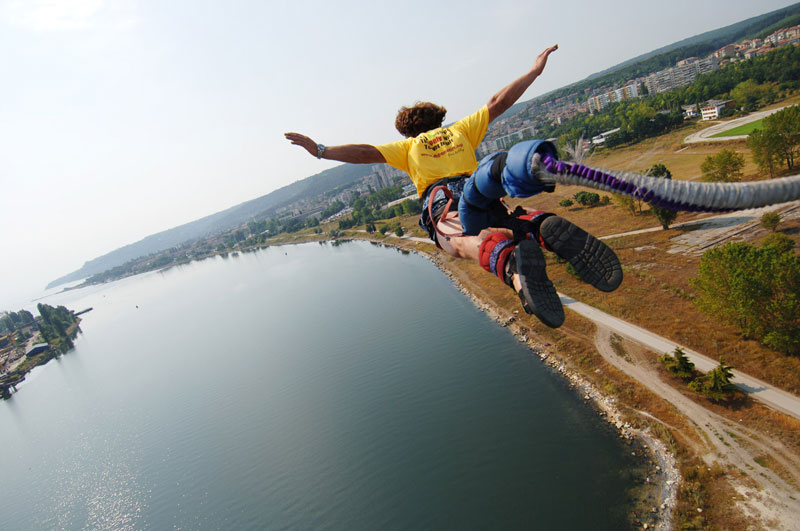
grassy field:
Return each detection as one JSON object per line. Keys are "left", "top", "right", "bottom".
{"left": 710, "top": 118, "right": 764, "bottom": 137}
{"left": 586, "top": 122, "right": 762, "bottom": 181}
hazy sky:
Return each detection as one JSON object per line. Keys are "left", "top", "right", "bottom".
{"left": 1, "top": 0, "right": 796, "bottom": 306}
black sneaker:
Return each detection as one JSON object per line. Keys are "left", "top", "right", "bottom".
{"left": 509, "top": 240, "right": 564, "bottom": 328}
{"left": 539, "top": 215, "right": 622, "bottom": 292}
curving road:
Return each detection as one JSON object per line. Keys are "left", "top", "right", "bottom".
{"left": 683, "top": 106, "right": 789, "bottom": 143}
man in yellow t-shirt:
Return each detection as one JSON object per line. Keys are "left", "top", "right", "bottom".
{"left": 285, "top": 45, "right": 621, "bottom": 328}
{"left": 374, "top": 103, "right": 490, "bottom": 198}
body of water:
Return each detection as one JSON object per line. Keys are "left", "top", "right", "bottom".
{"left": 1, "top": 241, "right": 642, "bottom": 529}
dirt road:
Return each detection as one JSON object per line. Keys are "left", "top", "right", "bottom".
{"left": 561, "top": 294, "right": 800, "bottom": 421}
{"left": 593, "top": 326, "right": 800, "bottom": 528}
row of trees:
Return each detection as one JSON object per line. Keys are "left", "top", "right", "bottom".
{"left": 338, "top": 195, "right": 420, "bottom": 230}
{"left": 1, "top": 305, "right": 79, "bottom": 348}
{"left": 0, "top": 310, "right": 35, "bottom": 334}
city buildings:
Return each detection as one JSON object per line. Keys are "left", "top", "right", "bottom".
{"left": 587, "top": 82, "right": 639, "bottom": 112}
{"left": 645, "top": 56, "right": 719, "bottom": 94}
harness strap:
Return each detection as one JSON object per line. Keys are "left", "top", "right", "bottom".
{"left": 427, "top": 184, "right": 475, "bottom": 242}
{"left": 505, "top": 208, "right": 555, "bottom": 249}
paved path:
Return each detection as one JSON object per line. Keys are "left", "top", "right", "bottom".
{"left": 598, "top": 201, "right": 799, "bottom": 243}
{"left": 683, "top": 106, "right": 788, "bottom": 143}
{"left": 561, "top": 295, "right": 800, "bottom": 420}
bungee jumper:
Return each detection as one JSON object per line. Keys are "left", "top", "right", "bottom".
{"left": 286, "top": 45, "right": 620, "bottom": 329}
{"left": 286, "top": 44, "right": 800, "bottom": 328}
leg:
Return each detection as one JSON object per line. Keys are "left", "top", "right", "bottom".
{"left": 435, "top": 213, "right": 564, "bottom": 328}
{"left": 434, "top": 213, "right": 490, "bottom": 261}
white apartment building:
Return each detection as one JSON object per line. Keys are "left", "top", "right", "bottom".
{"left": 587, "top": 82, "right": 639, "bottom": 112}
{"left": 700, "top": 100, "right": 733, "bottom": 121}
{"left": 645, "top": 55, "right": 719, "bottom": 94}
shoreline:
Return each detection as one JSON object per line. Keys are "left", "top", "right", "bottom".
{"left": 418, "top": 247, "right": 679, "bottom": 530}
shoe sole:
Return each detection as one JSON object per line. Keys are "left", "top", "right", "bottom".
{"left": 540, "top": 216, "right": 622, "bottom": 292}
{"left": 515, "top": 240, "right": 565, "bottom": 328}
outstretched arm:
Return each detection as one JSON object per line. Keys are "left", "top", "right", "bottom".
{"left": 487, "top": 45, "right": 558, "bottom": 122}
{"left": 284, "top": 133, "right": 385, "bottom": 164}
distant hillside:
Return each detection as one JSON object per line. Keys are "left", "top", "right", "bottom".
{"left": 512, "top": 3, "right": 800, "bottom": 114}
{"left": 47, "top": 162, "right": 377, "bottom": 288}
{"left": 588, "top": 3, "right": 800, "bottom": 80}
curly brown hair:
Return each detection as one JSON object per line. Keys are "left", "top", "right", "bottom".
{"left": 395, "top": 102, "right": 447, "bottom": 138}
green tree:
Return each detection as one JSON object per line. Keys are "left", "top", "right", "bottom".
{"left": 19, "top": 310, "right": 35, "bottom": 326}
{"left": 760, "top": 211, "right": 780, "bottom": 232}
{"left": 659, "top": 347, "right": 696, "bottom": 380}
{"left": 748, "top": 128, "right": 782, "bottom": 178}
{"left": 647, "top": 164, "right": 678, "bottom": 229}
{"left": 761, "top": 105, "right": 800, "bottom": 171}
{"left": 730, "top": 80, "right": 764, "bottom": 112}
{"left": 395, "top": 225, "right": 404, "bottom": 237}
{"left": 558, "top": 199, "right": 573, "bottom": 208}
{"left": 691, "top": 238, "right": 800, "bottom": 354}
{"left": 1, "top": 316, "right": 15, "bottom": 333}
{"left": 689, "top": 361, "right": 736, "bottom": 402}
{"left": 700, "top": 149, "right": 744, "bottom": 182}
{"left": 401, "top": 199, "right": 422, "bottom": 215}
{"left": 612, "top": 193, "right": 636, "bottom": 215}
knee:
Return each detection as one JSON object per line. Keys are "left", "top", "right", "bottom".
{"left": 501, "top": 140, "right": 559, "bottom": 198}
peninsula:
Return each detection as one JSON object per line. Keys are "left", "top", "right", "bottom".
{"left": 0, "top": 304, "right": 83, "bottom": 398}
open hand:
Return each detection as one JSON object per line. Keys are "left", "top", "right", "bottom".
{"left": 284, "top": 132, "right": 317, "bottom": 157}
{"left": 532, "top": 44, "right": 558, "bottom": 76}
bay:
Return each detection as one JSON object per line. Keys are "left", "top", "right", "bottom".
{"left": 0, "top": 241, "right": 640, "bottom": 530}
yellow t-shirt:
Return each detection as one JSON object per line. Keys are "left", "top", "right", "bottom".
{"left": 376, "top": 105, "right": 490, "bottom": 197}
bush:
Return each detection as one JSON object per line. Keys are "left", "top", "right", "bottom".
{"left": 559, "top": 199, "right": 574, "bottom": 208}
{"left": 760, "top": 211, "right": 780, "bottom": 232}
{"left": 574, "top": 191, "right": 600, "bottom": 206}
